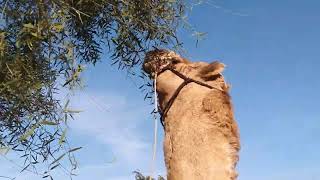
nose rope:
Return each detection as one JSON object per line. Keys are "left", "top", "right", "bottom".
{"left": 151, "top": 73, "right": 158, "bottom": 179}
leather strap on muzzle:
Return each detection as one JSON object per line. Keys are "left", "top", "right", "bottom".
{"left": 156, "top": 66, "right": 224, "bottom": 129}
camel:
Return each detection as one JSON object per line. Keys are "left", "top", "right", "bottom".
{"left": 143, "top": 49, "right": 240, "bottom": 180}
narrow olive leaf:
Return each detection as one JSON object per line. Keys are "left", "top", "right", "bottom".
{"left": 64, "top": 109, "right": 83, "bottom": 113}
{"left": 50, "top": 163, "right": 60, "bottom": 170}
{"left": 64, "top": 99, "right": 70, "bottom": 110}
{"left": 62, "top": 78, "right": 73, "bottom": 87}
{"left": 52, "top": 23, "right": 64, "bottom": 32}
{"left": 0, "top": 146, "right": 10, "bottom": 155}
{"left": 68, "top": 147, "right": 82, "bottom": 153}
{"left": 14, "top": 149, "right": 24, "bottom": 152}
{"left": 76, "top": 0, "right": 85, "bottom": 5}
{"left": 150, "top": 109, "right": 156, "bottom": 114}
{"left": 20, "top": 153, "right": 29, "bottom": 158}
{"left": 5, "top": 79, "right": 19, "bottom": 86}
{"left": 48, "top": 148, "right": 82, "bottom": 166}
{"left": 40, "top": 120, "right": 58, "bottom": 126}
{"left": 23, "top": 23, "right": 35, "bottom": 29}
{"left": 30, "top": 32, "right": 39, "bottom": 37}
{"left": 50, "top": 153, "right": 66, "bottom": 166}
{"left": 59, "top": 129, "right": 67, "bottom": 145}
{"left": 19, "top": 124, "right": 39, "bottom": 141}
{"left": 20, "top": 164, "right": 30, "bottom": 172}
{"left": 64, "top": 113, "right": 68, "bottom": 122}
{"left": 139, "top": 75, "right": 145, "bottom": 79}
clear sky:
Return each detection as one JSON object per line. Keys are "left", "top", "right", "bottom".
{"left": 1, "top": 0, "right": 320, "bottom": 179}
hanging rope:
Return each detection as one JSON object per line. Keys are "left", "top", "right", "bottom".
{"left": 150, "top": 74, "right": 158, "bottom": 179}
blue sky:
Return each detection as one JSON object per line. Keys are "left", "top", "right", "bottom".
{"left": 1, "top": 0, "right": 320, "bottom": 179}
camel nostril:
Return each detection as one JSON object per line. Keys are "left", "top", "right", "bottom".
{"left": 171, "top": 60, "right": 180, "bottom": 65}
{"left": 143, "top": 61, "right": 158, "bottom": 74}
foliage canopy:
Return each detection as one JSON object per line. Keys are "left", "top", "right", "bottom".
{"left": 0, "top": 0, "right": 185, "bottom": 177}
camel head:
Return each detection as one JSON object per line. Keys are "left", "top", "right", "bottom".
{"left": 143, "top": 49, "right": 240, "bottom": 180}
{"left": 143, "top": 49, "right": 229, "bottom": 109}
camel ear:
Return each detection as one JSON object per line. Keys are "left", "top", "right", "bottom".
{"left": 198, "top": 61, "right": 225, "bottom": 79}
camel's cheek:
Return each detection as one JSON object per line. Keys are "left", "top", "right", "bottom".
{"left": 155, "top": 71, "right": 184, "bottom": 104}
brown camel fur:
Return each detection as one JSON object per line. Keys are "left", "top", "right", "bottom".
{"left": 143, "top": 50, "right": 240, "bottom": 180}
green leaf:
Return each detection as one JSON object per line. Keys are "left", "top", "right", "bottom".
{"left": 49, "top": 147, "right": 82, "bottom": 166}
{"left": 64, "top": 99, "right": 70, "bottom": 110}
{"left": 40, "top": 120, "right": 58, "bottom": 126}
{"left": 64, "top": 109, "right": 83, "bottom": 113}
{"left": 20, "top": 164, "right": 30, "bottom": 172}
{"left": 15, "top": 40, "right": 21, "bottom": 48}
{"left": 33, "top": 82, "right": 42, "bottom": 90}
{"left": 52, "top": 23, "right": 64, "bottom": 32}
{"left": 23, "top": 23, "right": 35, "bottom": 29}
{"left": 59, "top": 128, "right": 67, "bottom": 145}
{"left": 50, "top": 163, "right": 60, "bottom": 170}
{"left": 50, "top": 153, "right": 66, "bottom": 165}
{"left": 68, "top": 147, "right": 82, "bottom": 153}
{"left": 20, "top": 125, "right": 39, "bottom": 141}
{"left": 0, "top": 146, "right": 11, "bottom": 155}
{"left": 30, "top": 32, "right": 37, "bottom": 37}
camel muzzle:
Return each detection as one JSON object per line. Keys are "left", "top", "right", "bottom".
{"left": 142, "top": 49, "right": 182, "bottom": 77}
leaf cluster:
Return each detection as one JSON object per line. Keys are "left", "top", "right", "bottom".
{"left": 133, "top": 171, "right": 165, "bottom": 180}
{"left": 0, "top": 0, "right": 185, "bottom": 178}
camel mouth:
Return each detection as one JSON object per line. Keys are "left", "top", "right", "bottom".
{"left": 143, "top": 49, "right": 181, "bottom": 78}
